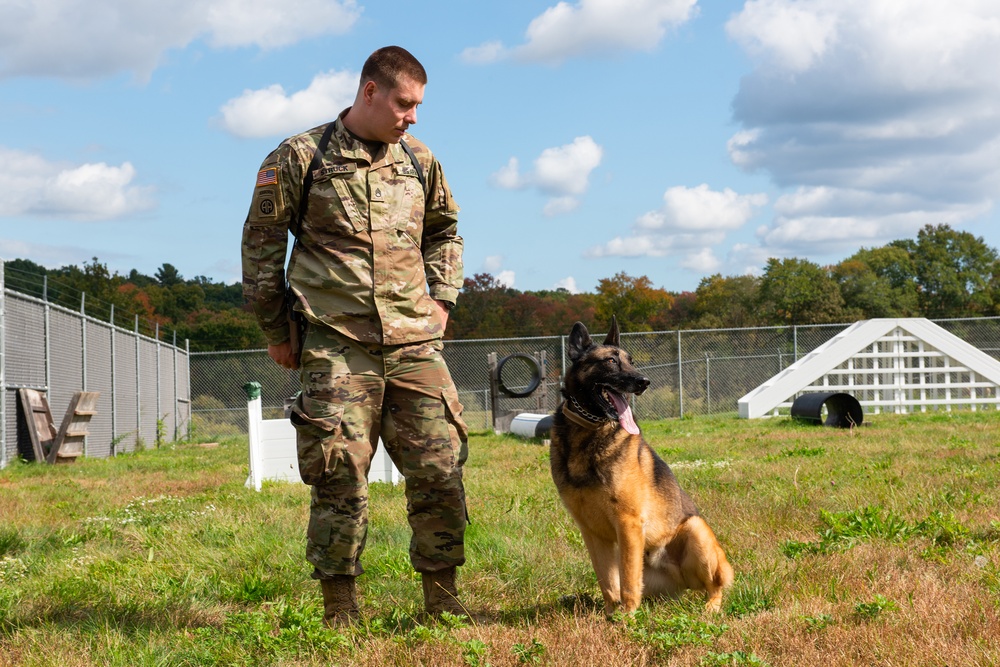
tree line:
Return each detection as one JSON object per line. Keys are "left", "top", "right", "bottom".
{"left": 4, "top": 224, "right": 999, "bottom": 351}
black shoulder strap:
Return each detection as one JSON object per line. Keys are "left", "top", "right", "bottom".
{"left": 292, "top": 121, "right": 337, "bottom": 240}
{"left": 399, "top": 139, "right": 427, "bottom": 194}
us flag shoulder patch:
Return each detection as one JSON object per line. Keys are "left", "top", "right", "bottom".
{"left": 256, "top": 167, "right": 278, "bottom": 187}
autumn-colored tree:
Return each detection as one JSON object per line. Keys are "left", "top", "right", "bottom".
{"left": 447, "top": 273, "right": 514, "bottom": 339}
{"left": 593, "top": 272, "right": 674, "bottom": 332}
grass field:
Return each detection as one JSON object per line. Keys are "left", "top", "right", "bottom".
{"left": 1, "top": 410, "right": 999, "bottom": 666}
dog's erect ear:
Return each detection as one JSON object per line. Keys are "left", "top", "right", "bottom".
{"left": 603, "top": 315, "right": 620, "bottom": 347}
{"left": 568, "top": 322, "right": 592, "bottom": 361}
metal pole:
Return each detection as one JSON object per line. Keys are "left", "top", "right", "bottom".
{"left": 677, "top": 330, "right": 684, "bottom": 419}
{"left": 43, "top": 275, "right": 50, "bottom": 398}
{"left": 155, "top": 323, "right": 161, "bottom": 447}
{"left": 81, "top": 294, "right": 87, "bottom": 457}
{"left": 0, "top": 259, "right": 6, "bottom": 469}
{"left": 185, "top": 339, "right": 191, "bottom": 440}
{"left": 135, "top": 315, "right": 141, "bottom": 449}
{"left": 173, "top": 330, "right": 178, "bottom": 441}
{"left": 110, "top": 304, "right": 117, "bottom": 455}
{"left": 705, "top": 352, "right": 710, "bottom": 415}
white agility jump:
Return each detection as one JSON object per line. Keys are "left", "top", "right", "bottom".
{"left": 244, "top": 383, "right": 402, "bottom": 491}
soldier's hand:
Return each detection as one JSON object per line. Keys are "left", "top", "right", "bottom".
{"left": 268, "top": 341, "right": 299, "bottom": 370}
{"left": 433, "top": 300, "right": 450, "bottom": 331}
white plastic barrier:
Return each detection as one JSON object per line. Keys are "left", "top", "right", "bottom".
{"left": 245, "top": 385, "right": 402, "bottom": 491}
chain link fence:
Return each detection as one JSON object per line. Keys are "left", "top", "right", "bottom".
{"left": 0, "top": 275, "right": 191, "bottom": 469}
{"left": 188, "top": 316, "right": 1000, "bottom": 437}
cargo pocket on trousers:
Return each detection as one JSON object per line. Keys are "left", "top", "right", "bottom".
{"left": 307, "top": 512, "right": 333, "bottom": 547}
{"left": 290, "top": 394, "right": 345, "bottom": 486}
{"left": 442, "top": 385, "right": 471, "bottom": 524}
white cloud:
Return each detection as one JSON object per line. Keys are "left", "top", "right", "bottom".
{"left": 726, "top": 0, "right": 839, "bottom": 72}
{"left": 0, "top": 0, "right": 361, "bottom": 81}
{"left": 219, "top": 69, "right": 359, "bottom": 138}
{"left": 587, "top": 184, "right": 766, "bottom": 262}
{"left": 679, "top": 248, "right": 720, "bottom": 273}
{"left": 0, "top": 148, "right": 155, "bottom": 220}
{"left": 490, "top": 158, "right": 524, "bottom": 189}
{"left": 726, "top": 0, "right": 1000, "bottom": 254}
{"left": 463, "top": 0, "right": 696, "bottom": 66}
{"left": 492, "top": 136, "right": 603, "bottom": 216}
{"left": 482, "top": 255, "right": 505, "bottom": 272}
{"left": 204, "top": 0, "right": 360, "bottom": 50}
{"left": 496, "top": 270, "right": 516, "bottom": 288}
{"left": 512, "top": 0, "right": 697, "bottom": 64}
{"left": 636, "top": 184, "right": 768, "bottom": 232}
{"left": 460, "top": 41, "right": 508, "bottom": 65}
{"left": 554, "top": 276, "right": 579, "bottom": 293}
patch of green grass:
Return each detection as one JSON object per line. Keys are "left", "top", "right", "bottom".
{"left": 701, "top": 650, "right": 771, "bottom": 666}
{"left": 627, "top": 608, "right": 728, "bottom": 657}
{"left": 724, "top": 576, "right": 777, "bottom": 617}
{"left": 853, "top": 594, "right": 897, "bottom": 621}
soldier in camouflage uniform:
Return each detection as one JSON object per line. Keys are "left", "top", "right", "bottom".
{"left": 241, "top": 46, "right": 469, "bottom": 626}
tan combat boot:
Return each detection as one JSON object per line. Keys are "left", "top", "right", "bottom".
{"left": 422, "top": 566, "right": 466, "bottom": 617}
{"left": 320, "top": 575, "right": 360, "bottom": 628}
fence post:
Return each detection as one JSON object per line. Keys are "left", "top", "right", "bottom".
{"left": 0, "top": 259, "right": 6, "bottom": 469}
{"left": 44, "top": 275, "right": 51, "bottom": 398}
{"left": 560, "top": 334, "right": 567, "bottom": 383}
{"left": 186, "top": 339, "right": 191, "bottom": 440}
{"left": 705, "top": 352, "right": 711, "bottom": 415}
{"left": 81, "top": 292, "right": 87, "bottom": 388}
{"left": 677, "top": 329, "right": 684, "bottom": 418}
{"left": 135, "top": 315, "right": 141, "bottom": 449}
{"left": 155, "top": 323, "right": 161, "bottom": 447}
{"left": 110, "top": 304, "right": 117, "bottom": 455}
{"left": 793, "top": 325, "right": 799, "bottom": 363}
{"left": 173, "top": 330, "right": 178, "bottom": 441}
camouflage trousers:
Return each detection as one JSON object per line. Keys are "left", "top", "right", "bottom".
{"left": 289, "top": 324, "right": 469, "bottom": 579}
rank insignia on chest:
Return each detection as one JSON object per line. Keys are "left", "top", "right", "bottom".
{"left": 256, "top": 167, "right": 278, "bottom": 187}
{"left": 372, "top": 187, "right": 385, "bottom": 201}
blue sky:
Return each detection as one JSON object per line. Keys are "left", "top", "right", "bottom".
{"left": 2, "top": 0, "right": 999, "bottom": 296}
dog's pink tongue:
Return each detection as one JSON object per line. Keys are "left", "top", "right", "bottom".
{"left": 608, "top": 392, "right": 640, "bottom": 435}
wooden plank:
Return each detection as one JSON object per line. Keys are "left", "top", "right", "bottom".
{"left": 47, "top": 391, "right": 100, "bottom": 464}
{"left": 17, "top": 389, "right": 57, "bottom": 462}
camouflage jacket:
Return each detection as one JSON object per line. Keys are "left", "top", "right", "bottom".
{"left": 241, "top": 113, "right": 463, "bottom": 346}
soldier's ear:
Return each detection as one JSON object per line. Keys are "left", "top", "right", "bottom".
{"left": 603, "top": 315, "right": 620, "bottom": 347}
{"left": 568, "top": 322, "right": 592, "bottom": 362}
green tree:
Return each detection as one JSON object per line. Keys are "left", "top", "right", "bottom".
{"left": 832, "top": 246, "right": 919, "bottom": 319}
{"left": 692, "top": 274, "right": 762, "bottom": 329}
{"left": 155, "top": 263, "right": 183, "bottom": 287}
{"left": 895, "top": 224, "right": 998, "bottom": 317}
{"left": 758, "top": 258, "right": 846, "bottom": 325}
{"left": 177, "top": 308, "right": 266, "bottom": 351}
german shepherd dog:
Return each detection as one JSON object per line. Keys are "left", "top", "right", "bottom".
{"left": 550, "top": 317, "right": 733, "bottom": 617}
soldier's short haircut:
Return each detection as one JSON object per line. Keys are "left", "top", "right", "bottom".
{"left": 361, "top": 46, "right": 427, "bottom": 90}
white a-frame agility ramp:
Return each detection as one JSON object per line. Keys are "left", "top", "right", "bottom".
{"left": 739, "top": 318, "right": 1000, "bottom": 419}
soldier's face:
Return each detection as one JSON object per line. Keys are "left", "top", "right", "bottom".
{"left": 368, "top": 75, "right": 424, "bottom": 144}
